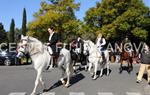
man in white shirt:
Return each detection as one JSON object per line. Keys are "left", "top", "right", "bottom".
{"left": 47, "top": 26, "right": 60, "bottom": 69}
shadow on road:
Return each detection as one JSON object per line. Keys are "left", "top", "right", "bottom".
{"left": 97, "top": 68, "right": 112, "bottom": 76}
{"left": 44, "top": 73, "right": 85, "bottom": 92}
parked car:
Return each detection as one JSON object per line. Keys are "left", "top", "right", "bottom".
{"left": 0, "top": 50, "right": 19, "bottom": 66}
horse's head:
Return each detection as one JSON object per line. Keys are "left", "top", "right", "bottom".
{"left": 83, "top": 40, "right": 90, "bottom": 56}
{"left": 17, "top": 35, "right": 44, "bottom": 58}
{"left": 16, "top": 35, "right": 29, "bottom": 58}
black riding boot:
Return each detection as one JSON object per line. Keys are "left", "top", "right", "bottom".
{"left": 46, "top": 57, "right": 53, "bottom": 70}
{"left": 102, "top": 52, "right": 106, "bottom": 63}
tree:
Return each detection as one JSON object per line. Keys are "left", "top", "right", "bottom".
{"left": 84, "top": 0, "right": 150, "bottom": 42}
{"left": 22, "top": 8, "right": 27, "bottom": 36}
{"left": 8, "top": 19, "right": 15, "bottom": 43}
{"left": 0, "top": 22, "right": 7, "bottom": 43}
{"left": 28, "top": 0, "right": 80, "bottom": 42}
{"left": 15, "top": 28, "right": 21, "bottom": 42}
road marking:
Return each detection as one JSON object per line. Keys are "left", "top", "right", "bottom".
{"left": 126, "top": 92, "right": 142, "bottom": 95}
{"left": 40, "top": 92, "right": 55, "bottom": 95}
{"left": 98, "top": 92, "right": 114, "bottom": 95}
{"left": 70, "top": 92, "right": 85, "bottom": 95}
{"left": 8, "top": 92, "right": 26, "bottom": 95}
{"left": 8, "top": 92, "right": 144, "bottom": 95}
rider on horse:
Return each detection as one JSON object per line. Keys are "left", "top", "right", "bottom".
{"left": 119, "top": 36, "right": 133, "bottom": 73}
{"left": 47, "top": 26, "right": 61, "bottom": 68}
{"left": 122, "top": 37, "right": 132, "bottom": 54}
{"left": 70, "top": 36, "right": 83, "bottom": 54}
{"left": 96, "top": 33, "right": 106, "bottom": 62}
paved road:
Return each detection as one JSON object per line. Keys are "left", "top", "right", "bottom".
{"left": 0, "top": 63, "right": 150, "bottom": 95}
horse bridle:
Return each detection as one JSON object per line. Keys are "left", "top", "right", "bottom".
{"left": 18, "top": 39, "right": 40, "bottom": 57}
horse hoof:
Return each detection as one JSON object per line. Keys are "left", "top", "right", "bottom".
{"left": 61, "top": 81, "right": 66, "bottom": 85}
{"left": 74, "top": 70, "right": 78, "bottom": 74}
{"left": 119, "top": 70, "right": 122, "bottom": 74}
{"left": 65, "top": 84, "right": 70, "bottom": 88}
{"left": 85, "top": 66, "right": 88, "bottom": 71}
{"left": 92, "top": 76, "right": 98, "bottom": 80}
{"left": 30, "top": 93, "right": 36, "bottom": 95}
{"left": 43, "top": 89, "right": 48, "bottom": 92}
{"left": 127, "top": 70, "right": 131, "bottom": 74}
{"left": 92, "top": 77, "right": 97, "bottom": 80}
{"left": 91, "top": 74, "right": 94, "bottom": 78}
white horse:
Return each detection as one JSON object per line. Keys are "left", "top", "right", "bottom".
{"left": 17, "top": 35, "right": 73, "bottom": 95}
{"left": 83, "top": 40, "right": 110, "bottom": 80}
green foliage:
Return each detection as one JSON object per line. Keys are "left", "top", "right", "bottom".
{"left": 15, "top": 28, "right": 21, "bottom": 42}
{"left": 22, "top": 8, "right": 27, "bottom": 36}
{"left": 131, "top": 27, "right": 148, "bottom": 40}
{"left": 25, "top": 0, "right": 150, "bottom": 43}
{"left": 28, "top": 0, "right": 80, "bottom": 42}
{"left": 0, "top": 22, "right": 7, "bottom": 43}
{"left": 81, "top": 31, "right": 96, "bottom": 42}
{"left": 8, "top": 19, "right": 15, "bottom": 43}
{"left": 84, "top": 0, "right": 150, "bottom": 42}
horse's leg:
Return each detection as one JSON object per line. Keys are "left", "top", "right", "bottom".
{"left": 127, "top": 59, "right": 131, "bottom": 73}
{"left": 73, "top": 60, "right": 76, "bottom": 72}
{"left": 31, "top": 69, "right": 42, "bottom": 95}
{"left": 59, "top": 66, "right": 66, "bottom": 85}
{"left": 39, "top": 75, "right": 46, "bottom": 92}
{"left": 119, "top": 59, "right": 123, "bottom": 74}
{"left": 84, "top": 64, "right": 88, "bottom": 71}
{"left": 88, "top": 62, "right": 92, "bottom": 71}
{"left": 100, "top": 68, "right": 103, "bottom": 77}
{"left": 73, "top": 59, "right": 79, "bottom": 74}
{"left": 65, "top": 63, "right": 73, "bottom": 87}
{"left": 88, "top": 62, "right": 94, "bottom": 77}
{"left": 130, "top": 58, "right": 133, "bottom": 70}
{"left": 105, "top": 52, "right": 110, "bottom": 76}
{"left": 106, "top": 61, "right": 110, "bottom": 76}
{"left": 57, "top": 56, "right": 66, "bottom": 85}
{"left": 127, "top": 58, "right": 133, "bottom": 73}
{"left": 93, "top": 61, "right": 98, "bottom": 80}
{"left": 78, "top": 54, "right": 82, "bottom": 69}
{"left": 65, "top": 71, "right": 71, "bottom": 87}
{"left": 83, "top": 56, "right": 88, "bottom": 71}
{"left": 100, "top": 62, "right": 104, "bottom": 77}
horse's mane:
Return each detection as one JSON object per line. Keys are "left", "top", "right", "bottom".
{"left": 28, "top": 36, "right": 42, "bottom": 45}
{"left": 87, "top": 40, "right": 97, "bottom": 48}
{"left": 85, "top": 40, "right": 101, "bottom": 58}
{"left": 28, "top": 36, "right": 44, "bottom": 53}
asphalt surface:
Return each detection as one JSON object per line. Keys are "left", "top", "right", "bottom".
{"left": 0, "top": 63, "right": 150, "bottom": 95}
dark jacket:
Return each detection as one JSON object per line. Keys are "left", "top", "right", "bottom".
{"left": 140, "top": 50, "right": 150, "bottom": 64}
{"left": 76, "top": 39, "right": 82, "bottom": 48}
{"left": 49, "top": 33, "right": 59, "bottom": 53}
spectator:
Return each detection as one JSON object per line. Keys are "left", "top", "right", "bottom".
{"left": 136, "top": 43, "right": 150, "bottom": 85}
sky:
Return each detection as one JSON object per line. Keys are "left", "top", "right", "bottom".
{"left": 0, "top": 0, "right": 149, "bottom": 31}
